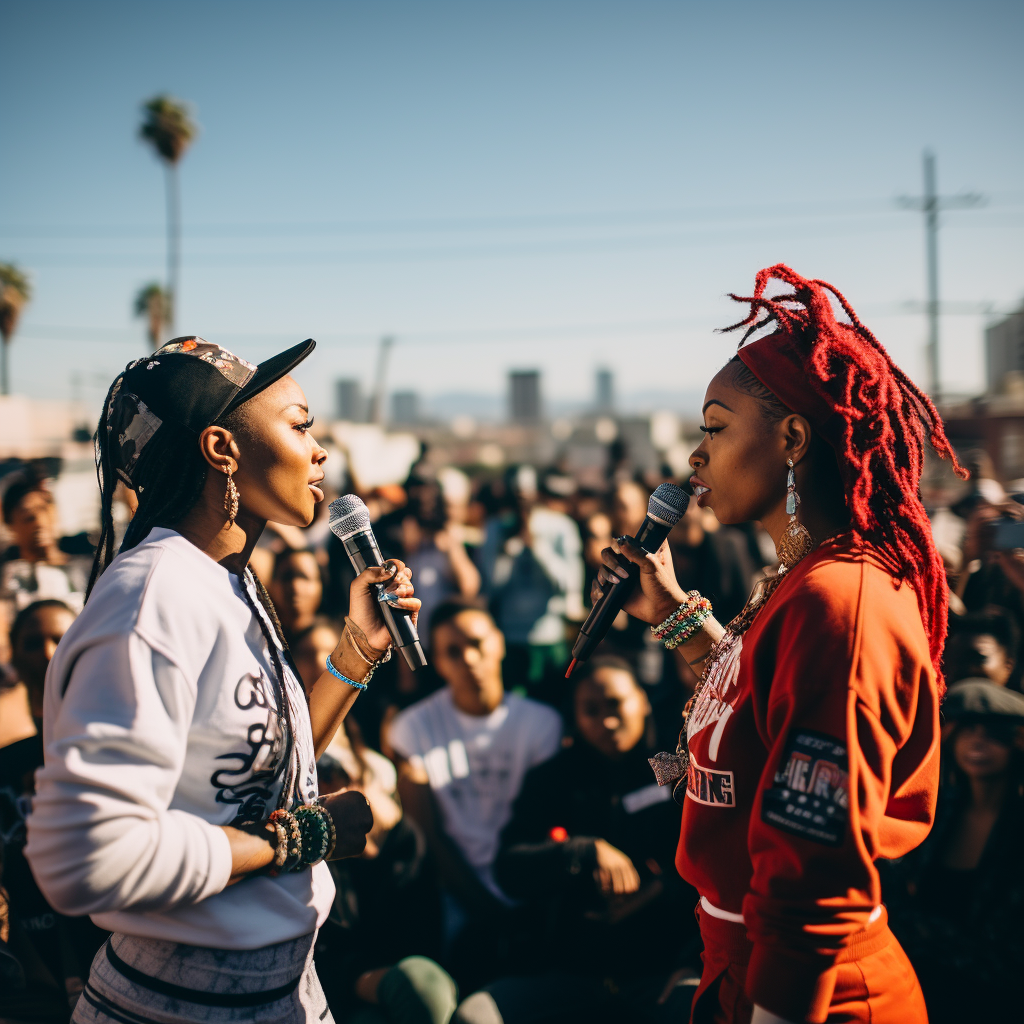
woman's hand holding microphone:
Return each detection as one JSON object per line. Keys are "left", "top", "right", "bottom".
{"left": 592, "top": 535, "right": 687, "bottom": 626}
{"left": 294, "top": 558, "right": 420, "bottom": 872}
{"left": 593, "top": 536, "right": 724, "bottom": 673}
{"left": 345, "top": 558, "right": 420, "bottom": 653}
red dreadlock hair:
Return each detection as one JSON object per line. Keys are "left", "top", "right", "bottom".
{"left": 722, "top": 264, "right": 967, "bottom": 685}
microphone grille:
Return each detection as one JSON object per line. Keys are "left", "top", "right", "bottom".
{"left": 648, "top": 483, "right": 689, "bottom": 526}
{"left": 329, "top": 494, "right": 371, "bottom": 538}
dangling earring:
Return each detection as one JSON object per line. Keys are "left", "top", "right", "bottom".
{"left": 776, "top": 458, "right": 813, "bottom": 569}
{"left": 223, "top": 467, "right": 239, "bottom": 526}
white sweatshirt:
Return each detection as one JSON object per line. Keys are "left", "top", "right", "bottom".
{"left": 25, "top": 528, "right": 335, "bottom": 950}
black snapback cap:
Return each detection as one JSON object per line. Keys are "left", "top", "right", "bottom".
{"left": 103, "top": 336, "right": 315, "bottom": 487}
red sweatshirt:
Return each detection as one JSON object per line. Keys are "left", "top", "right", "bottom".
{"left": 676, "top": 535, "right": 939, "bottom": 1022}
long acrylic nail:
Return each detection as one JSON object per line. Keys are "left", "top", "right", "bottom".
{"left": 615, "top": 566, "right": 629, "bottom": 579}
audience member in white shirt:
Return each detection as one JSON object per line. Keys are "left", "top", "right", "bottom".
{"left": 390, "top": 598, "right": 562, "bottom": 986}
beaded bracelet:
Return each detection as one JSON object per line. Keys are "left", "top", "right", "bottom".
{"left": 655, "top": 593, "right": 704, "bottom": 638}
{"left": 659, "top": 593, "right": 708, "bottom": 630}
{"left": 269, "top": 809, "right": 303, "bottom": 873}
{"left": 317, "top": 800, "right": 338, "bottom": 860}
{"left": 664, "top": 606, "right": 712, "bottom": 650}
{"left": 266, "top": 817, "right": 290, "bottom": 871}
{"left": 295, "top": 805, "right": 330, "bottom": 866}
{"left": 651, "top": 593, "right": 713, "bottom": 650}
{"left": 667, "top": 600, "right": 712, "bottom": 636}
{"left": 325, "top": 653, "right": 368, "bottom": 691}
{"left": 657, "top": 594, "right": 710, "bottom": 629}
{"left": 666, "top": 600, "right": 712, "bottom": 641}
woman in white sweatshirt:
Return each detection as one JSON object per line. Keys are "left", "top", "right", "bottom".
{"left": 25, "top": 337, "right": 419, "bottom": 1024}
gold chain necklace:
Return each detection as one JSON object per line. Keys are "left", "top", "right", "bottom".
{"left": 676, "top": 530, "right": 840, "bottom": 767}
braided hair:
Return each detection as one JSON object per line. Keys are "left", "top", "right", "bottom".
{"left": 722, "top": 264, "right": 966, "bottom": 680}
{"left": 88, "top": 374, "right": 262, "bottom": 596}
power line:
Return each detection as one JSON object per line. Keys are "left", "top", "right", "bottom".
{"left": 0, "top": 219, "right": 969, "bottom": 269}
{"left": 18, "top": 302, "right": 1012, "bottom": 349}
{"left": 8, "top": 208, "right": 1021, "bottom": 271}
{"left": 3, "top": 192, "right": 1022, "bottom": 240}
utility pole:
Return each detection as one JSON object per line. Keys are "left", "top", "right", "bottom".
{"left": 368, "top": 335, "right": 394, "bottom": 424}
{"left": 898, "top": 151, "right": 984, "bottom": 401}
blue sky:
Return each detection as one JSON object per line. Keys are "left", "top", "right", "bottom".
{"left": 2, "top": 0, "right": 1022, "bottom": 420}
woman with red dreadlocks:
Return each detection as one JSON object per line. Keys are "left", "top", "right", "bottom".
{"left": 596, "top": 265, "right": 963, "bottom": 1024}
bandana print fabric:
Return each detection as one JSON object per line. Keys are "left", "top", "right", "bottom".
{"left": 156, "top": 338, "right": 258, "bottom": 388}
{"left": 107, "top": 388, "right": 163, "bottom": 487}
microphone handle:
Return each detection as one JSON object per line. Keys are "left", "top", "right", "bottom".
{"left": 342, "top": 531, "right": 429, "bottom": 671}
{"left": 570, "top": 516, "right": 674, "bottom": 665}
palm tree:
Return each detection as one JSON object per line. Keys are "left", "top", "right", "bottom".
{"left": 139, "top": 95, "right": 197, "bottom": 335}
{"left": 0, "top": 262, "right": 32, "bottom": 396}
{"left": 133, "top": 282, "right": 171, "bottom": 349}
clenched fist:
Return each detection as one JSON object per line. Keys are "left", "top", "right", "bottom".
{"left": 320, "top": 790, "right": 374, "bottom": 859}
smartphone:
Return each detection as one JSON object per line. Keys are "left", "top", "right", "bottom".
{"left": 992, "top": 519, "right": 1024, "bottom": 550}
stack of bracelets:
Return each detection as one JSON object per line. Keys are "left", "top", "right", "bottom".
{"left": 651, "top": 590, "right": 713, "bottom": 650}
{"left": 258, "top": 801, "right": 338, "bottom": 875}
{"left": 324, "top": 619, "right": 392, "bottom": 692}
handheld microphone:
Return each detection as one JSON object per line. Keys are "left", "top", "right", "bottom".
{"left": 328, "top": 495, "right": 428, "bottom": 671}
{"left": 567, "top": 483, "right": 689, "bottom": 677}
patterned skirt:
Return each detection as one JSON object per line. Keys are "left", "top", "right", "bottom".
{"left": 72, "top": 932, "right": 334, "bottom": 1024}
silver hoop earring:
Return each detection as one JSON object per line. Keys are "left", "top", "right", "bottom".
{"left": 223, "top": 467, "right": 239, "bottom": 525}
{"left": 776, "top": 458, "right": 813, "bottom": 569}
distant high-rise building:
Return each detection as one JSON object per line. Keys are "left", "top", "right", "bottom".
{"left": 391, "top": 391, "right": 419, "bottom": 424}
{"left": 596, "top": 367, "right": 614, "bottom": 411}
{"left": 336, "top": 379, "right": 364, "bottom": 421}
{"left": 986, "top": 306, "right": 1024, "bottom": 393}
{"left": 509, "top": 370, "right": 541, "bottom": 422}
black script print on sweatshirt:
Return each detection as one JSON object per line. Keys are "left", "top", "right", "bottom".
{"left": 210, "top": 671, "right": 288, "bottom": 823}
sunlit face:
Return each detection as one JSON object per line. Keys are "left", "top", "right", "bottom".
{"left": 953, "top": 722, "right": 1015, "bottom": 780}
{"left": 432, "top": 609, "right": 506, "bottom": 716}
{"left": 584, "top": 512, "right": 613, "bottom": 569}
{"left": 9, "top": 490, "right": 58, "bottom": 558}
{"left": 292, "top": 623, "right": 340, "bottom": 693}
{"left": 12, "top": 604, "right": 76, "bottom": 713}
{"left": 270, "top": 550, "right": 323, "bottom": 634}
{"left": 231, "top": 376, "right": 327, "bottom": 527}
{"left": 944, "top": 632, "right": 1014, "bottom": 687}
{"left": 611, "top": 482, "right": 648, "bottom": 536}
{"left": 688, "top": 364, "right": 788, "bottom": 526}
{"left": 574, "top": 666, "right": 649, "bottom": 759}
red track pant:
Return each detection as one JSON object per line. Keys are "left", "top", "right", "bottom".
{"left": 690, "top": 905, "right": 928, "bottom": 1024}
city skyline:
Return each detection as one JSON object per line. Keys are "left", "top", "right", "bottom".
{"left": 2, "top": 0, "right": 1022, "bottom": 425}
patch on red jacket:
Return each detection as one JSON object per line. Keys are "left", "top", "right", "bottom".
{"left": 760, "top": 729, "right": 849, "bottom": 846}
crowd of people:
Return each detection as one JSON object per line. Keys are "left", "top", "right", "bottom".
{"left": 0, "top": 444, "right": 1022, "bottom": 1023}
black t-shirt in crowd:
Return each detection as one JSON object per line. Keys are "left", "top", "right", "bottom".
{"left": 495, "top": 735, "right": 699, "bottom": 979}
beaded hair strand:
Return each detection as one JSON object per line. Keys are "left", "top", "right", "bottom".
{"left": 721, "top": 264, "right": 967, "bottom": 683}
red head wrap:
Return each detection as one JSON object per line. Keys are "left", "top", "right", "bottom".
{"left": 736, "top": 332, "right": 846, "bottom": 449}
{"left": 722, "top": 265, "right": 966, "bottom": 685}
